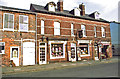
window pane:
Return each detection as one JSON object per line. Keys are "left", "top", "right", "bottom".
{"left": 4, "top": 21, "right": 8, "bottom": 28}
{"left": 20, "top": 24, "right": 27, "bottom": 31}
{"left": 23, "top": 16, "right": 28, "bottom": 23}
{"left": 9, "top": 14, "right": 13, "bottom": 22}
{"left": 54, "top": 22, "right": 60, "bottom": 35}
{"left": 9, "top": 22, "right": 13, "bottom": 29}
{"left": 20, "top": 16, "right": 23, "bottom": 23}
{"left": 41, "top": 20, "right": 44, "bottom": 34}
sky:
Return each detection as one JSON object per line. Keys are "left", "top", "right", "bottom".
{"left": 0, "top": 0, "right": 119, "bottom": 22}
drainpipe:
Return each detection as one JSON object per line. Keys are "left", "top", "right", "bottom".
{"left": 35, "top": 13, "right": 37, "bottom": 65}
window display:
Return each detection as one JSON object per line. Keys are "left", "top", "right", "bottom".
{"left": 51, "top": 44, "right": 63, "bottom": 58}
{"left": 79, "top": 44, "right": 89, "bottom": 55}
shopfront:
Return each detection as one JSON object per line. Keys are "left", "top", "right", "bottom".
{"left": 101, "top": 41, "right": 111, "bottom": 59}
{"left": 77, "top": 40, "right": 91, "bottom": 58}
{"left": 49, "top": 41, "right": 67, "bottom": 59}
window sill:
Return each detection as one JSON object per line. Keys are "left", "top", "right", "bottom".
{"left": 50, "top": 56, "right": 65, "bottom": 59}
{"left": 18, "top": 30, "right": 28, "bottom": 32}
{"left": 3, "top": 29, "right": 14, "bottom": 32}
{"left": 80, "top": 54, "right": 90, "bottom": 57}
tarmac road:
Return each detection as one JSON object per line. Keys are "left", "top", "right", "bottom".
{"left": 2, "top": 61, "right": 119, "bottom": 77}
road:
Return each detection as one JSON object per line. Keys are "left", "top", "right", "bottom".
{"left": 3, "top": 61, "right": 119, "bottom": 77}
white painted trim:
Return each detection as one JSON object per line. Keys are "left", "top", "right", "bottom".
{"left": 23, "top": 39, "right": 35, "bottom": 41}
{"left": 101, "top": 41, "right": 110, "bottom": 44}
{"left": 49, "top": 41, "right": 67, "bottom": 59}
{"left": 78, "top": 40, "right": 91, "bottom": 44}
{"left": 0, "top": 39, "right": 2, "bottom": 41}
{"left": 3, "top": 13, "right": 14, "bottom": 32}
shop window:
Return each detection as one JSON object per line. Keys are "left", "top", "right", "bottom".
{"left": 71, "top": 24, "right": 74, "bottom": 36}
{"left": 78, "top": 43, "right": 89, "bottom": 56}
{"left": 101, "top": 27, "right": 105, "bottom": 37}
{"left": 19, "top": 15, "right": 28, "bottom": 32}
{"left": 51, "top": 44, "right": 64, "bottom": 58}
{"left": 3, "top": 13, "right": 14, "bottom": 31}
{"left": 54, "top": 22, "right": 60, "bottom": 35}
{"left": 0, "top": 42, "right": 5, "bottom": 54}
{"left": 81, "top": 25, "right": 86, "bottom": 37}
{"left": 41, "top": 20, "right": 44, "bottom": 34}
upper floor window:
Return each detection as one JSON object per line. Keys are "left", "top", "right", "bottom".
{"left": 48, "top": 4, "right": 55, "bottom": 12}
{"left": 54, "top": 22, "right": 60, "bottom": 35}
{"left": 19, "top": 15, "right": 28, "bottom": 32}
{"left": 71, "top": 24, "right": 74, "bottom": 36}
{"left": 74, "top": 8, "right": 81, "bottom": 16}
{"left": 94, "top": 26, "right": 97, "bottom": 37}
{"left": 3, "top": 13, "right": 14, "bottom": 31}
{"left": 0, "top": 42, "right": 5, "bottom": 54}
{"left": 101, "top": 27, "right": 105, "bottom": 37}
{"left": 41, "top": 20, "right": 44, "bottom": 35}
{"left": 95, "top": 11, "right": 100, "bottom": 20}
{"left": 81, "top": 25, "right": 86, "bottom": 37}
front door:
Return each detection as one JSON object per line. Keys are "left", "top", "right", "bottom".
{"left": 10, "top": 47, "right": 19, "bottom": 66}
{"left": 23, "top": 42, "right": 35, "bottom": 66}
{"left": 39, "top": 42, "right": 47, "bottom": 64}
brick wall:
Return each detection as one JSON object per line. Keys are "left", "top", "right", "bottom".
{"left": 0, "top": 11, "right": 36, "bottom": 66}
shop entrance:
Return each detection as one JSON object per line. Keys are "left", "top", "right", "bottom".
{"left": 102, "top": 45, "right": 109, "bottom": 58}
{"left": 39, "top": 42, "right": 47, "bottom": 64}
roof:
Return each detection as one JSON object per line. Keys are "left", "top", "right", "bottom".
{"left": 0, "top": 5, "right": 36, "bottom": 14}
{"left": 30, "top": 4, "right": 109, "bottom": 23}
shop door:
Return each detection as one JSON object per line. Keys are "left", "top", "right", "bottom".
{"left": 94, "top": 46, "right": 99, "bottom": 60}
{"left": 23, "top": 42, "right": 35, "bottom": 65}
{"left": 70, "top": 43, "right": 76, "bottom": 62}
{"left": 10, "top": 47, "right": 19, "bottom": 66}
{"left": 39, "top": 42, "right": 47, "bottom": 64}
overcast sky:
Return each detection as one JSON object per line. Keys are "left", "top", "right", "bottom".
{"left": 0, "top": 0, "right": 119, "bottom": 22}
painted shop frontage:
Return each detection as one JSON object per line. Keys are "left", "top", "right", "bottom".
{"left": 0, "top": 0, "right": 112, "bottom": 67}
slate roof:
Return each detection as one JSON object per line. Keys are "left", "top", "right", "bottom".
{"left": 0, "top": 5, "right": 36, "bottom": 14}
{"left": 30, "top": 4, "right": 110, "bottom": 23}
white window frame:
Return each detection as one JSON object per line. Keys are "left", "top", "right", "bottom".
{"left": 81, "top": 25, "right": 86, "bottom": 37}
{"left": 94, "top": 26, "right": 97, "bottom": 37}
{"left": 41, "top": 20, "right": 44, "bottom": 35}
{"left": 3, "top": 13, "right": 14, "bottom": 31}
{"left": 48, "top": 4, "right": 55, "bottom": 12}
{"left": 19, "top": 15, "right": 28, "bottom": 32}
{"left": 49, "top": 41, "right": 67, "bottom": 59}
{"left": 101, "top": 27, "right": 105, "bottom": 37}
{"left": 0, "top": 42, "right": 5, "bottom": 54}
{"left": 54, "top": 22, "right": 60, "bottom": 35}
{"left": 71, "top": 23, "right": 74, "bottom": 36}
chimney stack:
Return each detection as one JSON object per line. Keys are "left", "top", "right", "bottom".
{"left": 79, "top": 3, "right": 85, "bottom": 16}
{"left": 57, "top": 0, "right": 63, "bottom": 12}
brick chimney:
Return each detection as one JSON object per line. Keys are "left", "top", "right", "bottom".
{"left": 79, "top": 3, "right": 85, "bottom": 16}
{"left": 57, "top": 0, "right": 63, "bottom": 12}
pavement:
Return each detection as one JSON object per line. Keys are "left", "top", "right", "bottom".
{"left": 2, "top": 56, "right": 120, "bottom": 75}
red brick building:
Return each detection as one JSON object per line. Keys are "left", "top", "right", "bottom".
{"left": 30, "top": 0, "right": 112, "bottom": 65}
{"left": 0, "top": 6, "right": 36, "bottom": 67}
{"left": 0, "top": 0, "right": 112, "bottom": 67}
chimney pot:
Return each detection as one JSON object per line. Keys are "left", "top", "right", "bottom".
{"left": 79, "top": 3, "right": 85, "bottom": 16}
{"left": 57, "top": 0, "right": 63, "bottom": 12}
